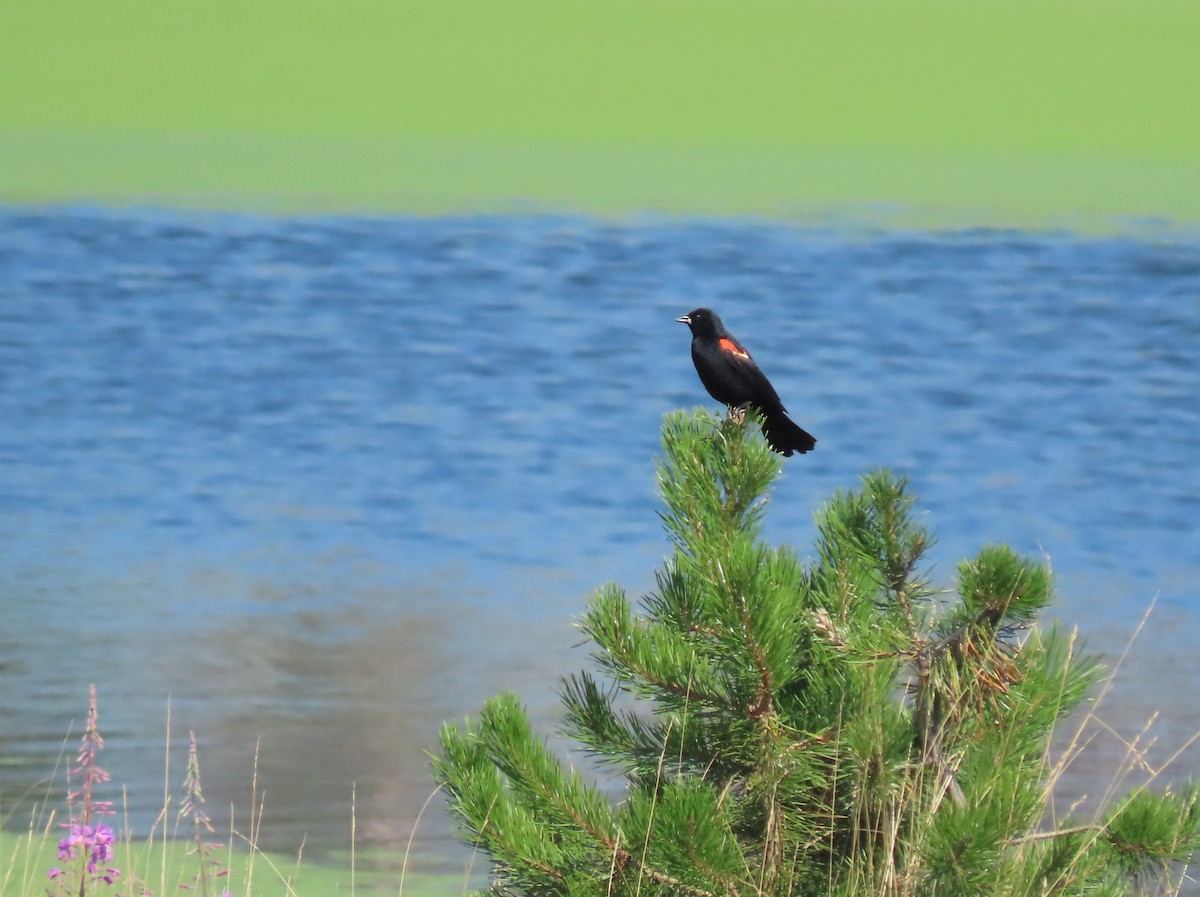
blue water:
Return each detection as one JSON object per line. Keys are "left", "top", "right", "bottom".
{"left": 1, "top": 207, "right": 1198, "bottom": 875}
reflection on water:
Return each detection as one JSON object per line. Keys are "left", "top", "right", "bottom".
{"left": 0, "top": 208, "right": 1197, "bottom": 877}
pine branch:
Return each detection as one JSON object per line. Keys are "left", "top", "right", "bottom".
{"left": 1006, "top": 824, "right": 1097, "bottom": 846}
{"left": 713, "top": 557, "right": 775, "bottom": 725}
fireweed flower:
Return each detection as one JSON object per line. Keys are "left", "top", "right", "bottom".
{"left": 179, "top": 730, "right": 230, "bottom": 895}
{"left": 57, "top": 823, "right": 116, "bottom": 871}
{"left": 70, "top": 685, "right": 114, "bottom": 820}
{"left": 50, "top": 685, "right": 121, "bottom": 891}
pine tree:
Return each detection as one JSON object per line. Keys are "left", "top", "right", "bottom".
{"left": 433, "top": 409, "right": 1199, "bottom": 897}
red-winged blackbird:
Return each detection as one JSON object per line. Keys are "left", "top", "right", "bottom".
{"left": 677, "top": 307, "right": 816, "bottom": 456}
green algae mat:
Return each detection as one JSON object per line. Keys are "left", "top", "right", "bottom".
{"left": 2, "top": 0, "right": 1198, "bottom": 227}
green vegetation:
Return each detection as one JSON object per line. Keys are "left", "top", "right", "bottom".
{"left": 0, "top": 691, "right": 453, "bottom": 897}
{"left": 433, "top": 409, "right": 1200, "bottom": 896}
{"left": 2, "top": 0, "right": 1199, "bottom": 225}
{"left": 0, "top": 827, "right": 447, "bottom": 897}
{"left": 1, "top": 828, "right": 315, "bottom": 897}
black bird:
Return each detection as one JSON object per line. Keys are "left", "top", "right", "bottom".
{"left": 677, "top": 307, "right": 816, "bottom": 456}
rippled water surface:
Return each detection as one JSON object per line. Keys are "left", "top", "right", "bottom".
{"left": 1, "top": 208, "right": 1197, "bottom": 877}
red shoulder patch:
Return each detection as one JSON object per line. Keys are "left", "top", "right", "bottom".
{"left": 719, "top": 337, "right": 750, "bottom": 360}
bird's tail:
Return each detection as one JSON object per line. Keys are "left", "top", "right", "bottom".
{"left": 761, "top": 412, "right": 816, "bottom": 457}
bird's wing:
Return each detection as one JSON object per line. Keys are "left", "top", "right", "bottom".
{"left": 718, "top": 336, "right": 752, "bottom": 360}
{"left": 716, "top": 338, "right": 787, "bottom": 412}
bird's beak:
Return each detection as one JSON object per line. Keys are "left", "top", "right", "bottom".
{"left": 675, "top": 314, "right": 691, "bottom": 324}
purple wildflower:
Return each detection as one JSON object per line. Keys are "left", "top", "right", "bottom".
{"left": 179, "top": 730, "right": 213, "bottom": 834}
{"left": 71, "top": 685, "right": 115, "bottom": 823}
{"left": 50, "top": 685, "right": 121, "bottom": 894}
{"left": 179, "top": 730, "right": 229, "bottom": 897}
